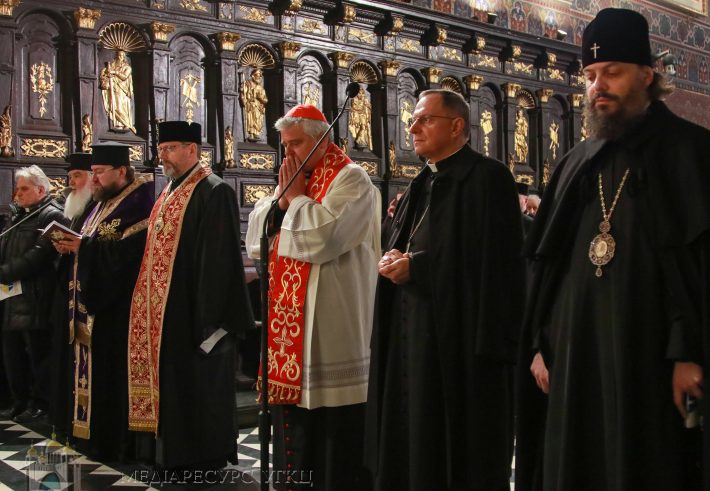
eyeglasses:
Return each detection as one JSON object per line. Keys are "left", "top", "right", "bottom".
{"left": 407, "top": 115, "right": 458, "bottom": 129}
{"left": 157, "top": 143, "right": 191, "bottom": 154}
{"left": 91, "top": 167, "right": 118, "bottom": 177}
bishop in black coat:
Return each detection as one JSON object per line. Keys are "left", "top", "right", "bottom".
{"left": 515, "top": 101, "right": 710, "bottom": 491}
{"left": 366, "top": 141, "right": 524, "bottom": 490}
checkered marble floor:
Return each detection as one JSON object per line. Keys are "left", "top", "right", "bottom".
{"left": 0, "top": 420, "right": 270, "bottom": 490}
{"left": 0, "top": 418, "right": 514, "bottom": 490}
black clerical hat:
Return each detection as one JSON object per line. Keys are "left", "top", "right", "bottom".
{"left": 65, "top": 152, "right": 93, "bottom": 171}
{"left": 91, "top": 142, "right": 131, "bottom": 168}
{"left": 582, "top": 8, "right": 652, "bottom": 68}
{"left": 516, "top": 182, "right": 529, "bottom": 195}
{"left": 158, "top": 121, "right": 202, "bottom": 144}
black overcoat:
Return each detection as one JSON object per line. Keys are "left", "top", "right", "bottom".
{"left": 366, "top": 144, "right": 524, "bottom": 489}
{"left": 515, "top": 101, "right": 710, "bottom": 491}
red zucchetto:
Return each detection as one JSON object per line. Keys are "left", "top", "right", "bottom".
{"left": 284, "top": 104, "right": 328, "bottom": 123}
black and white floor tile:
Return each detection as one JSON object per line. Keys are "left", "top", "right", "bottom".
{"left": 0, "top": 419, "right": 270, "bottom": 490}
{"left": 0, "top": 418, "right": 514, "bottom": 490}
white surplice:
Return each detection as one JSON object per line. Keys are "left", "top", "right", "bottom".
{"left": 246, "top": 163, "right": 381, "bottom": 409}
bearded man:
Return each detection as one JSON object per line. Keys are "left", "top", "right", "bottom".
{"left": 49, "top": 153, "right": 94, "bottom": 439}
{"left": 515, "top": 8, "right": 710, "bottom": 491}
{"left": 62, "top": 153, "right": 94, "bottom": 226}
{"left": 53, "top": 143, "right": 153, "bottom": 462}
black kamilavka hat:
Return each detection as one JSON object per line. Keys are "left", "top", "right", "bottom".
{"left": 582, "top": 8, "right": 653, "bottom": 68}
{"left": 65, "top": 152, "right": 93, "bottom": 171}
{"left": 158, "top": 121, "right": 202, "bottom": 144}
{"left": 91, "top": 142, "right": 131, "bottom": 168}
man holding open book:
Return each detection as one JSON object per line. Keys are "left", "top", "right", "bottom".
{"left": 52, "top": 142, "right": 153, "bottom": 462}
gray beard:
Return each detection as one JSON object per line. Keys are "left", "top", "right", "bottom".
{"left": 64, "top": 185, "right": 92, "bottom": 220}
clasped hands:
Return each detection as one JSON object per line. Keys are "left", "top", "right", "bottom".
{"left": 278, "top": 154, "right": 307, "bottom": 211}
{"left": 379, "top": 249, "right": 411, "bottom": 285}
{"left": 52, "top": 235, "right": 81, "bottom": 255}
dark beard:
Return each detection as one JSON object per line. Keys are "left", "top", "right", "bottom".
{"left": 584, "top": 96, "right": 647, "bottom": 141}
{"left": 93, "top": 182, "right": 122, "bottom": 202}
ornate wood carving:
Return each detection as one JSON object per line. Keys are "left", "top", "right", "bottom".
{"left": 463, "top": 75, "right": 484, "bottom": 91}
{"left": 537, "top": 88, "right": 554, "bottom": 103}
{"left": 243, "top": 184, "right": 275, "bottom": 205}
{"left": 239, "top": 153, "right": 274, "bottom": 170}
{"left": 74, "top": 8, "right": 100, "bottom": 30}
{"left": 278, "top": 41, "right": 301, "bottom": 60}
{"left": 20, "top": 138, "right": 67, "bottom": 158}
{"left": 217, "top": 32, "right": 240, "bottom": 52}
{"left": 150, "top": 22, "right": 175, "bottom": 43}
{"left": 0, "top": 0, "right": 20, "bottom": 17}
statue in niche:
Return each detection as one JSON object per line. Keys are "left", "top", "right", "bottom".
{"left": 302, "top": 82, "right": 320, "bottom": 107}
{"left": 99, "top": 50, "right": 136, "bottom": 133}
{"left": 514, "top": 108, "right": 529, "bottom": 162}
{"left": 400, "top": 100, "right": 414, "bottom": 147}
{"left": 349, "top": 88, "right": 373, "bottom": 150}
{"left": 549, "top": 121, "right": 560, "bottom": 160}
{"left": 0, "top": 105, "right": 14, "bottom": 158}
{"left": 480, "top": 110, "right": 493, "bottom": 157}
{"left": 224, "top": 126, "right": 235, "bottom": 168}
{"left": 543, "top": 159, "right": 551, "bottom": 187}
{"left": 389, "top": 141, "right": 399, "bottom": 177}
{"left": 239, "top": 68, "right": 268, "bottom": 141}
{"left": 81, "top": 114, "right": 93, "bottom": 153}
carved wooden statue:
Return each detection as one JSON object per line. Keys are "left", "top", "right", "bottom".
{"left": 224, "top": 126, "right": 235, "bottom": 168}
{"left": 480, "top": 110, "right": 493, "bottom": 157}
{"left": 100, "top": 50, "right": 136, "bottom": 133}
{"left": 81, "top": 114, "right": 93, "bottom": 152}
{"left": 349, "top": 88, "right": 373, "bottom": 150}
{"left": 302, "top": 82, "right": 320, "bottom": 107}
{"left": 514, "top": 108, "right": 529, "bottom": 162}
{"left": 239, "top": 69, "right": 268, "bottom": 141}
{"left": 0, "top": 105, "right": 14, "bottom": 158}
{"left": 549, "top": 121, "right": 560, "bottom": 160}
{"left": 400, "top": 100, "right": 413, "bottom": 147}
{"left": 388, "top": 141, "right": 398, "bottom": 178}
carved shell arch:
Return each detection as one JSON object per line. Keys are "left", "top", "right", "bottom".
{"left": 349, "top": 60, "right": 379, "bottom": 85}
{"left": 439, "top": 76, "right": 463, "bottom": 94}
{"left": 238, "top": 43, "right": 277, "bottom": 69}
{"left": 516, "top": 89, "right": 536, "bottom": 109}
{"left": 98, "top": 22, "right": 148, "bottom": 52}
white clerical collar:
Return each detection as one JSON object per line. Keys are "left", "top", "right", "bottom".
{"left": 427, "top": 145, "right": 466, "bottom": 172}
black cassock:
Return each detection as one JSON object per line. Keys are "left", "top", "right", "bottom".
{"left": 49, "top": 201, "right": 95, "bottom": 440}
{"left": 366, "top": 145, "right": 524, "bottom": 491}
{"left": 152, "top": 173, "right": 254, "bottom": 470}
{"left": 516, "top": 101, "right": 710, "bottom": 491}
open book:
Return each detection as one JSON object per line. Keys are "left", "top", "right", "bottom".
{"left": 38, "top": 220, "right": 81, "bottom": 241}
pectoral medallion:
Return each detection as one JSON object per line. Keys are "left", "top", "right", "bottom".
{"left": 154, "top": 216, "right": 164, "bottom": 233}
{"left": 589, "top": 220, "right": 616, "bottom": 277}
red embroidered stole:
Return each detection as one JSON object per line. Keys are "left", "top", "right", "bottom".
{"left": 258, "top": 143, "right": 350, "bottom": 404}
{"left": 127, "top": 164, "right": 210, "bottom": 433}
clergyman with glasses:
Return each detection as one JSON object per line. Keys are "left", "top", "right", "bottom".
{"left": 127, "top": 121, "right": 253, "bottom": 475}
{"left": 365, "top": 89, "right": 524, "bottom": 491}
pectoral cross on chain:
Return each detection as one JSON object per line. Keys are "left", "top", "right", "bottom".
{"left": 590, "top": 43, "right": 600, "bottom": 59}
